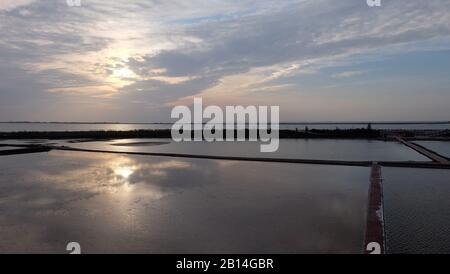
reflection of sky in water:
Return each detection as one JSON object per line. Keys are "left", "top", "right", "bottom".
{"left": 0, "top": 151, "right": 369, "bottom": 253}
{"left": 383, "top": 168, "right": 450, "bottom": 254}
{"left": 414, "top": 141, "right": 450, "bottom": 159}
{"left": 51, "top": 138, "right": 428, "bottom": 161}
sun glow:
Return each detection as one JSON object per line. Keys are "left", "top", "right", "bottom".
{"left": 113, "top": 67, "right": 137, "bottom": 79}
{"left": 115, "top": 166, "right": 135, "bottom": 179}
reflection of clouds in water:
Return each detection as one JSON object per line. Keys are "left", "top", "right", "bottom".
{"left": 0, "top": 149, "right": 369, "bottom": 253}
{"left": 129, "top": 160, "right": 194, "bottom": 183}
{"left": 216, "top": 161, "right": 240, "bottom": 168}
{"left": 127, "top": 159, "right": 193, "bottom": 180}
{"left": 0, "top": 151, "right": 209, "bottom": 252}
{"left": 128, "top": 159, "right": 219, "bottom": 190}
{"left": 0, "top": 151, "right": 211, "bottom": 213}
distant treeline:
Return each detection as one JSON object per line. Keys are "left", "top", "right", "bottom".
{"left": 0, "top": 128, "right": 383, "bottom": 140}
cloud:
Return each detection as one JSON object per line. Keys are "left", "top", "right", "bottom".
{"left": 121, "top": 0, "right": 450, "bottom": 107}
{"left": 332, "top": 70, "right": 367, "bottom": 78}
{"left": 1, "top": 0, "right": 450, "bottom": 121}
{"left": 0, "top": 0, "right": 35, "bottom": 11}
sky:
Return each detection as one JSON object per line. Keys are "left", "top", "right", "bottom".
{"left": 0, "top": 0, "right": 449, "bottom": 122}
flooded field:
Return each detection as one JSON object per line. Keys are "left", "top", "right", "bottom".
{"left": 54, "top": 139, "right": 428, "bottom": 162}
{"left": 383, "top": 168, "right": 450, "bottom": 254}
{"left": 1, "top": 137, "right": 449, "bottom": 254}
{"left": 0, "top": 150, "right": 369, "bottom": 253}
{"left": 414, "top": 141, "right": 450, "bottom": 159}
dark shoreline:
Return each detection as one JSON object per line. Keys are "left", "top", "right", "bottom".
{"left": 1, "top": 128, "right": 450, "bottom": 140}
{"left": 0, "top": 128, "right": 383, "bottom": 140}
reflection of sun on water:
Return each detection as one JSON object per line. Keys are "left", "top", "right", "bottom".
{"left": 114, "top": 166, "right": 136, "bottom": 193}
{"left": 115, "top": 166, "right": 135, "bottom": 179}
{"left": 108, "top": 159, "right": 194, "bottom": 196}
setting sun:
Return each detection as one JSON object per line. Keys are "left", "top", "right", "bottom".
{"left": 113, "top": 67, "right": 137, "bottom": 79}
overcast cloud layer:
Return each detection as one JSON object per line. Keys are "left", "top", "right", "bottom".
{"left": 1, "top": 0, "right": 449, "bottom": 122}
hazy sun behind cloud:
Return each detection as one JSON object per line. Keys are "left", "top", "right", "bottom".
{"left": 0, "top": 0, "right": 450, "bottom": 122}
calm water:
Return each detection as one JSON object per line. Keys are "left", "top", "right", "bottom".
{"left": 414, "top": 141, "right": 450, "bottom": 158}
{"left": 383, "top": 168, "right": 450, "bottom": 254}
{"left": 55, "top": 138, "right": 428, "bottom": 161}
{"left": 1, "top": 122, "right": 449, "bottom": 132}
{"left": 0, "top": 146, "right": 17, "bottom": 152}
{"left": 0, "top": 151, "right": 369, "bottom": 253}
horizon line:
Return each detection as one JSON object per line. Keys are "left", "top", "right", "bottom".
{"left": 1, "top": 121, "right": 449, "bottom": 125}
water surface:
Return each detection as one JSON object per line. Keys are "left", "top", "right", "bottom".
{"left": 57, "top": 138, "right": 428, "bottom": 162}
{"left": 414, "top": 141, "right": 450, "bottom": 158}
{"left": 383, "top": 167, "right": 450, "bottom": 254}
{"left": 0, "top": 151, "right": 369, "bottom": 253}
